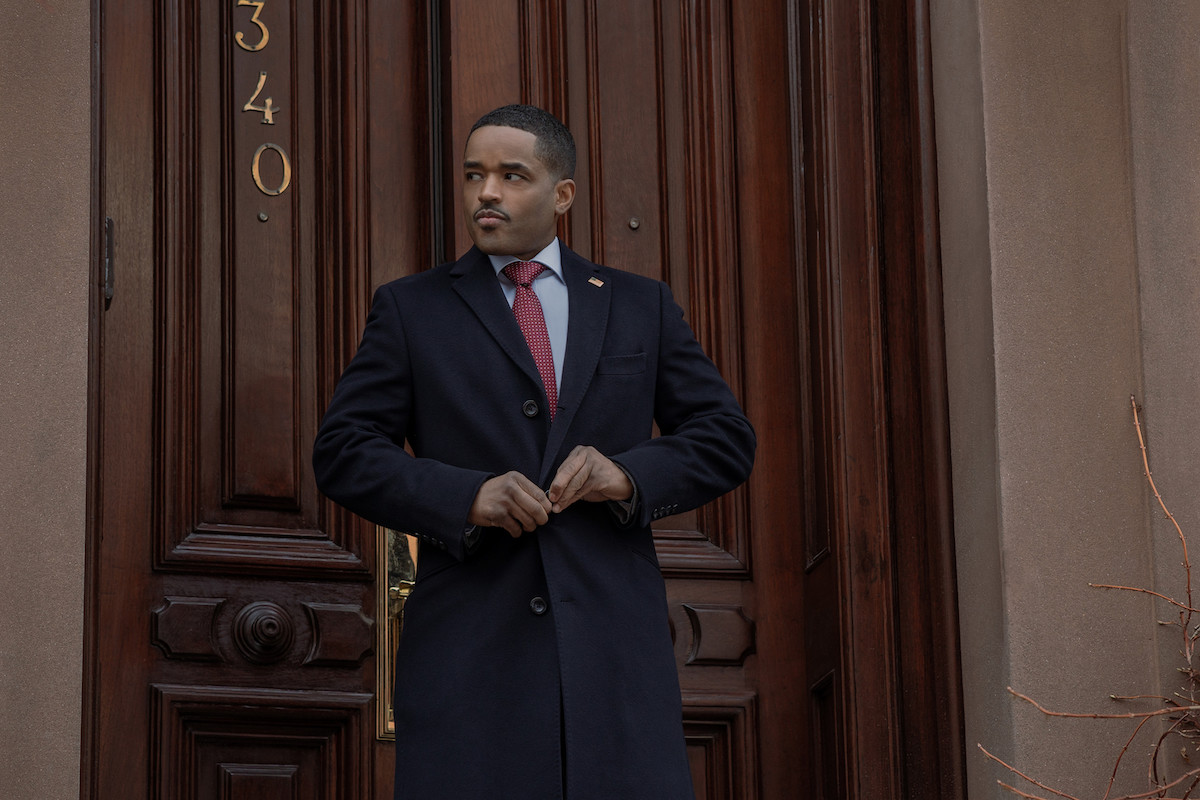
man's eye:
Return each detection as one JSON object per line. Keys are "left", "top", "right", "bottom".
{"left": 505, "top": 173, "right": 524, "bottom": 181}
{"left": 465, "top": 172, "right": 481, "bottom": 181}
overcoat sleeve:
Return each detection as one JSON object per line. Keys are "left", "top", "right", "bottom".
{"left": 312, "top": 283, "right": 490, "bottom": 561}
{"left": 609, "top": 281, "right": 756, "bottom": 528}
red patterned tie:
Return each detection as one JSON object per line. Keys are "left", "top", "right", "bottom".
{"left": 502, "top": 261, "right": 557, "bottom": 420}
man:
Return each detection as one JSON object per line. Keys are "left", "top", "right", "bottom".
{"left": 313, "top": 104, "right": 755, "bottom": 799}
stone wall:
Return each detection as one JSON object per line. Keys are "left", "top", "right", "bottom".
{"left": 0, "top": 2, "right": 92, "bottom": 799}
{"left": 933, "top": 1, "right": 1196, "bottom": 796}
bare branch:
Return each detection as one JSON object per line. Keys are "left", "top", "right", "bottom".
{"left": 1107, "top": 764, "right": 1200, "bottom": 800}
{"left": 1132, "top": 395, "right": 1192, "bottom": 611}
{"left": 1008, "top": 687, "right": 1200, "bottom": 720}
{"left": 998, "top": 780, "right": 1060, "bottom": 800}
{"left": 980, "top": 745, "right": 1085, "bottom": 800}
{"left": 980, "top": 399, "right": 1200, "bottom": 799}
{"left": 1102, "top": 714, "right": 1155, "bottom": 800}
{"left": 1087, "top": 583, "right": 1200, "bottom": 614}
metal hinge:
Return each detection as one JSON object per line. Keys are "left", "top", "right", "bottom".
{"left": 103, "top": 216, "right": 114, "bottom": 309}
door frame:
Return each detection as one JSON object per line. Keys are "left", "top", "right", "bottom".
{"left": 80, "top": 0, "right": 965, "bottom": 797}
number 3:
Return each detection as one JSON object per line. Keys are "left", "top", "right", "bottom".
{"left": 235, "top": 0, "right": 269, "bottom": 52}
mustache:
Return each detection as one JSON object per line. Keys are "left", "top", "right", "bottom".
{"left": 473, "top": 205, "right": 509, "bottom": 221}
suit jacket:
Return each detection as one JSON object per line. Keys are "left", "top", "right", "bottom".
{"left": 313, "top": 244, "right": 755, "bottom": 800}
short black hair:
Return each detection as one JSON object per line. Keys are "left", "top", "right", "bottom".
{"left": 469, "top": 104, "right": 576, "bottom": 180}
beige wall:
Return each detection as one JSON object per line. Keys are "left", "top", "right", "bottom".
{"left": 934, "top": 1, "right": 1196, "bottom": 797}
{"left": 0, "top": 2, "right": 92, "bottom": 799}
{"left": 1126, "top": 3, "right": 1200, "bottom": 735}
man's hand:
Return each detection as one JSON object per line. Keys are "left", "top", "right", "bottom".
{"left": 468, "top": 471, "right": 553, "bottom": 537}
{"left": 547, "top": 445, "right": 633, "bottom": 513}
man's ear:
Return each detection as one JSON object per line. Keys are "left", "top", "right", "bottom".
{"left": 554, "top": 179, "right": 576, "bottom": 216}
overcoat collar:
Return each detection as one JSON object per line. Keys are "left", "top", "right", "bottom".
{"left": 450, "top": 246, "right": 543, "bottom": 393}
{"left": 449, "top": 245, "right": 611, "bottom": 484}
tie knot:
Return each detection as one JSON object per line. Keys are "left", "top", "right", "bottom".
{"left": 503, "top": 260, "right": 545, "bottom": 288}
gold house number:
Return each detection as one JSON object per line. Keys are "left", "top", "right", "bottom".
{"left": 251, "top": 143, "right": 292, "bottom": 196}
{"left": 234, "top": 0, "right": 269, "bottom": 52}
{"left": 236, "top": 1, "right": 292, "bottom": 198}
{"left": 243, "top": 72, "right": 279, "bottom": 124}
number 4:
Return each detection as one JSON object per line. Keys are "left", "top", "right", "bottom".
{"left": 243, "top": 72, "right": 279, "bottom": 125}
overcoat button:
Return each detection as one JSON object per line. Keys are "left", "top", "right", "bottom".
{"left": 522, "top": 400, "right": 540, "bottom": 418}
{"left": 529, "top": 596, "right": 548, "bottom": 615}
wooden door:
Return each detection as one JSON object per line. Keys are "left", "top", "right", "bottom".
{"left": 86, "top": 1, "right": 963, "bottom": 798}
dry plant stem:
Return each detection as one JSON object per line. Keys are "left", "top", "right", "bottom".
{"left": 1007, "top": 687, "right": 1200, "bottom": 720}
{"left": 1104, "top": 715, "right": 1156, "bottom": 800}
{"left": 1136, "top": 394, "right": 1200, "bottom": 736}
{"left": 985, "top": 398, "right": 1200, "bottom": 800}
{"left": 1150, "top": 718, "right": 1184, "bottom": 789}
{"left": 1088, "top": 582, "right": 1200, "bottom": 615}
{"left": 1121, "top": 767, "right": 1200, "bottom": 800}
{"left": 979, "top": 745, "right": 1084, "bottom": 800}
{"left": 977, "top": 745, "right": 1200, "bottom": 800}
{"left": 998, "top": 780, "right": 1074, "bottom": 800}
{"left": 1132, "top": 395, "right": 1192, "bottom": 610}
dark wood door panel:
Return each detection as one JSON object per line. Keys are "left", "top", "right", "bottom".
{"left": 152, "top": 0, "right": 369, "bottom": 576}
{"left": 89, "top": 2, "right": 393, "bottom": 798}
{"left": 150, "top": 578, "right": 374, "bottom": 677}
{"left": 152, "top": 684, "right": 372, "bottom": 800}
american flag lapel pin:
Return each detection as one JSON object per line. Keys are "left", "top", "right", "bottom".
{"left": 588, "top": 276, "right": 604, "bottom": 287}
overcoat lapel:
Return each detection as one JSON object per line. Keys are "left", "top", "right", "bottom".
{"left": 538, "top": 248, "right": 610, "bottom": 484}
{"left": 450, "top": 247, "right": 545, "bottom": 395}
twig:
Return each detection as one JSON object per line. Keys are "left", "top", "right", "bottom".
{"left": 1088, "top": 583, "right": 1200, "bottom": 615}
{"left": 1008, "top": 687, "right": 1200, "bottom": 720}
{"left": 1107, "top": 765, "right": 1200, "bottom": 800}
{"left": 1149, "top": 716, "right": 1184, "bottom": 789}
{"left": 1103, "top": 714, "right": 1155, "bottom": 800}
{"left": 980, "top": 398, "right": 1200, "bottom": 799}
{"left": 1132, "top": 395, "right": 1192, "bottom": 611}
{"left": 998, "top": 780, "right": 1063, "bottom": 800}
{"left": 979, "top": 744, "right": 1085, "bottom": 800}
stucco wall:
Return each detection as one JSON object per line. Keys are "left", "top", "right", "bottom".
{"left": 0, "top": 2, "right": 92, "bottom": 799}
{"left": 934, "top": 1, "right": 1191, "bottom": 797}
{"left": 1126, "top": 4, "right": 1200, "bottom": 746}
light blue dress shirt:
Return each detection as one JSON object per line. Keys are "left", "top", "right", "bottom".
{"left": 488, "top": 238, "right": 568, "bottom": 393}
{"left": 481, "top": 237, "right": 638, "bottom": 527}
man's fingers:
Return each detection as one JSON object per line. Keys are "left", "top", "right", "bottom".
{"left": 548, "top": 446, "right": 635, "bottom": 512}
{"left": 512, "top": 472, "right": 554, "bottom": 517}
{"left": 553, "top": 461, "right": 592, "bottom": 512}
{"left": 551, "top": 446, "right": 616, "bottom": 512}
{"left": 547, "top": 446, "right": 586, "bottom": 504}
{"left": 468, "top": 471, "right": 552, "bottom": 536}
{"left": 511, "top": 484, "right": 551, "bottom": 530}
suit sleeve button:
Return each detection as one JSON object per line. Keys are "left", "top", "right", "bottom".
{"left": 529, "top": 596, "right": 548, "bottom": 615}
{"left": 522, "top": 400, "right": 540, "bottom": 418}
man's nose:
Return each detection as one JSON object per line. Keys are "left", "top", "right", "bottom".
{"left": 478, "top": 174, "right": 502, "bottom": 202}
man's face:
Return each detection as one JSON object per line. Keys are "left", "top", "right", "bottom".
{"left": 462, "top": 125, "right": 575, "bottom": 260}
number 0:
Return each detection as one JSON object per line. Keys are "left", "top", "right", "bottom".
{"left": 251, "top": 143, "right": 291, "bottom": 196}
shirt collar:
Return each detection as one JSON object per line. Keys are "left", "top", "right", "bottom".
{"left": 489, "top": 238, "right": 565, "bottom": 284}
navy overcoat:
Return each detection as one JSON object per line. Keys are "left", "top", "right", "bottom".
{"left": 313, "top": 244, "right": 755, "bottom": 799}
